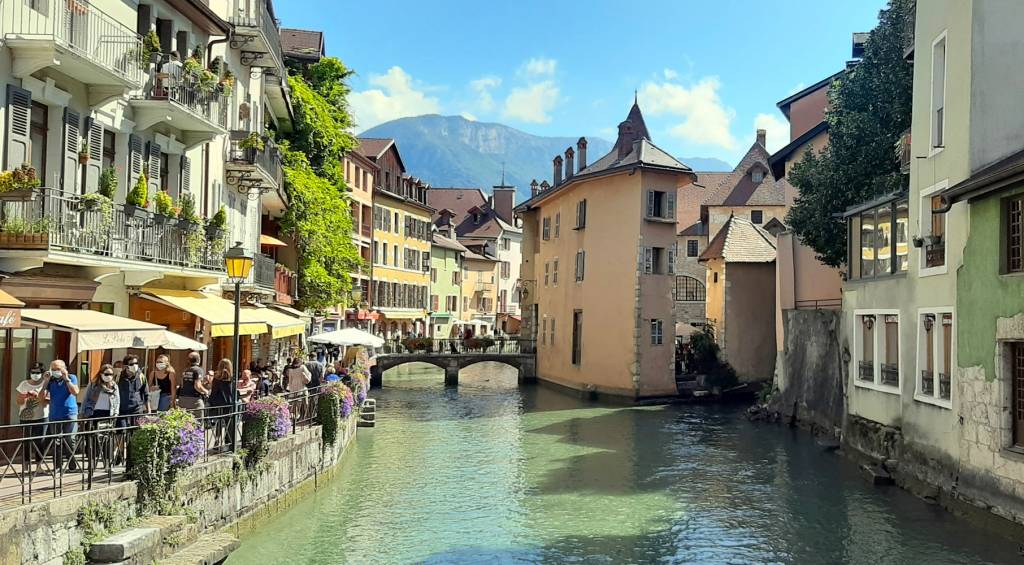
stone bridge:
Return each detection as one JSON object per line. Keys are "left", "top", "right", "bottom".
{"left": 371, "top": 352, "right": 537, "bottom": 387}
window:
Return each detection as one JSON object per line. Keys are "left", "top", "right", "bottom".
{"left": 751, "top": 210, "right": 764, "bottom": 224}
{"left": 1013, "top": 342, "right": 1024, "bottom": 447}
{"left": 848, "top": 198, "right": 910, "bottom": 280}
{"left": 430, "top": 295, "right": 439, "bottom": 312}
{"left": 499, "top": 290, "right": 507, "bottom": 313}
{"left": 917, "top": 311, "right": 953, "bottom": 405}
{"left": 422, "top": 251, "right": 431, "bottom": 272}
{"left": 575, "top": 250, "right": 585, "bottom": 282}
{"left": 642, "top": 246, "right": 654, "bottom": 274}
{"left": 29, "top": 102, "right": 47, "bottom": 182}
{"left": 501, "top": 261, "right": 510, "bottom": 279}
{"left": 751, "top": 169, "right": 764, "bottom": 183}
{"left": 854, "top": 312, "right": 900, "bottom": 391}
{"left": 102, "top": 130, "right": 116, "bottom": 170}
{"left": 544, "top": 262, "right": 550, "bottom": 286}
{"left": 373, "top": 242, "right": 379, "bottom": 264}
{"left": 502, "top": 237, "right": 510, "bottom": 250}
{"left": 1009, "top": 195, "right": 1023, "bottom": 273}
{"left": 924, "top": 195, "right": 946, "bottom": 269}
{"left": 713, "top": 271, "right": 719, "bottom": 283}
{"left": 576, "top": 199, "right": 587, "bottom": 229}
{"left": 552, "top": 259, "right": 559, "bottom": 285}
{"left": 551, "top": 317, "right": 556, "bottom": 344}
{"left": 430, "top": 268, "right": 437, "bottom": 283}
{"left": 555, "top": 213, "right": 561, "bottom": 238}
{"left": 393, "top": 246, "right": 398, "bottom": 266}
{"left": 463, "top": 296, "right": 469, "bottom": 312}
{"left": 645, "top": 190, "right": 675, "bottom": 220}
{"left": 650, "top": 319, "right": 663, "bottom": 345}
{"left": 159, "top": 152, "right": 170, "bottom": 193}
{"left": 668, "top": 245, "right": 676, "bottom": 275}
{"left": 651, "top": 247, "right": 664, "bottom": 274}
{"left": 675, "top": 276, "right": 706, "bottom": 302}
{"left": 686, "top": 240, "right": 699, "bottom": 257}
{"left": 571, "top": 310, "right": 583, "bottom": 365}
{"left": 541, "top": 317, "right": 548, "bottom": 346}
{"left": 542, "top": 217, "right": 550, "bottom": 240}
{"left": 452, "top": 271, "right": 461, "bottom": 285}
{"left": 931, "top": 33, "right": 946, "bottom": 149}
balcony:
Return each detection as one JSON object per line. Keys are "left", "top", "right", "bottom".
{"left": 131, "top": 68, "right": 229, "bottom": 145}
{"left": 3, "top": 0, "right": 143, "bottom": 102}
{"left": 253, "top": 252, "right": 275, "bottom": 290}
{"left": 0, "top": 188, "right": 224, "bottom": 274}
{"left": 226, "top": 131, "right": 284, "bottom": 210}
{"left": 229, "top": 0, "right": 283, "bottom": 73}
{"left": 263, "top": 73, "right": 293, "bottom": 131}
{"left": 275, "top": 264, "right": 297, "bottom": 305}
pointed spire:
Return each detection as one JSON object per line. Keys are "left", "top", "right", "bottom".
{"left": 634, "top": 89, "right": 638, "bottom": 105}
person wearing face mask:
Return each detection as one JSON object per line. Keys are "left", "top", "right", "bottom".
{"left": 83, "top": 364, "right": 120, "bottom": 419}
{"left": 177, "top": 351, "right": 208, "bottom": 413}
{"left": 16, "top": 362, "right": 49, "bottom": 463}
{"left": 149, "top": 354, "right": 176, "bottom": 411}
{"left": 116, "top": 354, "right": 150, "bottom": 427}
{"left": 44, "top": 359, "right": 80, "bottom": 469}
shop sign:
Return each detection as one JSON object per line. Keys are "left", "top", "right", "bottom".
{"left": 0, "top": 308, "right": 21, "bottom": 328}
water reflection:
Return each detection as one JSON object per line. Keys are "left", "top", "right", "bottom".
{"left": 229, "top": 363, "right": 1019, "bottom": 565}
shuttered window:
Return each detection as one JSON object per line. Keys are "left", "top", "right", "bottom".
{"left": 5, "top": 85, "right": 32, "bottom": 171}
{"left": 62, "top": 108, "right": 80, "bottom": 193}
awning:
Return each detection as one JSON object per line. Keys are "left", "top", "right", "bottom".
{"left": 269, "top": 303, "right": 311, "bottom": 320}
{"left": 243, "top": 306, "right": 305, "bottom": 339}
{"left": 158, "top": 331, "right": 208, "bottom": 351}
{"left": 379, "top": 310, "right": 424, "bottom": 320}
{"left": 21, "top": 309, "right": 167, "bottom": 351}
{"left": 260, "top": 234, "right": 288, "bottom": 247}
{"left": 0, "top": 289, "right": 25, "bottom": 307}
{"left": 141, "top": 288, "right": 267, "bottom": 337}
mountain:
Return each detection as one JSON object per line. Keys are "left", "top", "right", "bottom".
{"left": 359, "top": 115, "right": 732, "bottom": 201}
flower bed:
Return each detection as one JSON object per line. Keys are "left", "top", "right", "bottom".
{"left": 241, "top": 396, "right": 292, "bottom": 467}
{"left": 128, "top": 409, "right": 203, "bottom": 512}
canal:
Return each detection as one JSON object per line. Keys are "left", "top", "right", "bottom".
{"left": 229, "top": 363, "right": 1021, "bottom": 564}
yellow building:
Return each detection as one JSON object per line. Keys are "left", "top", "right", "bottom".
{"left": 516, "top": 102, "right": 696, "bottom": 399}
{"left": 356, "top": 138, "right": 433, "bottom": 337}
{"left": 460, "top": 251, "right": 498, "bottom": 337}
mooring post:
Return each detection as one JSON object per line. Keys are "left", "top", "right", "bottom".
{"left": 444, "top": 362, "right": 459, "bottom": 387}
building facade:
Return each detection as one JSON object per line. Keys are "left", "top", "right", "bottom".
{"left": 460, "top": 250, "right": 497, "bottom": 337}
{"left": 516, "top": 101, "right": 696, "bottom": 399}
{"left": 429, "top": 233, "right": 465, "bottom": 338}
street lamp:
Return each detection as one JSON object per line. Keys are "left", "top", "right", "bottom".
{"left": 224, "top": 242, "right": 253, "bottom": 451}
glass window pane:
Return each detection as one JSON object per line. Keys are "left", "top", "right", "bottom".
{"left": 861, "top": 212, "right": 875, "bottom": 278}
{"left": 11, "top": 329, "right": 32, "bottom": 423}
{"left": 876, "top": 205, "right": 892, "bottom": 275}
{"left": 895, "top": 200, "right": 909, "bottom": 272}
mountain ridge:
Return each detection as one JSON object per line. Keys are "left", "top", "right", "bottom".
{"left": 360, "top": 115, "right": 731, "bottom": 200}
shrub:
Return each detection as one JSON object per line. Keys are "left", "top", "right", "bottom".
{"left": 177, "top": 192, "right": 200, "bottom": 223}
{"left": 128, "top": 409, "right": 203, "bottom": 512}
{"left": 316, "top": 385, "right": 341, "bottom": 446}
{"left": 98, "top": 167, "right": 117, "bottom": 199}
{"left": 209, "top": 204, "right": 227, "bottom": 229}
{"left": 241, "top": 409, "right": 270, "bottom": 468}
{"left": 154, "top": 191, "right": 175, "bottom": 217}
{"left": 141, "top": 30, "right": 160, "bottom": 64}
{"left": 246, "top": 396, "right": 291, "bottom": 439}
{"left": 127, "top": 173, "right": 148, "bottom": 207}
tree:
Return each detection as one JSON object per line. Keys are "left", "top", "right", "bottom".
{"left": 279, "top": 57, "right": 364, "bottom": 310}
{"left": 786, "top": 0, "right": 914, "bottom": 267}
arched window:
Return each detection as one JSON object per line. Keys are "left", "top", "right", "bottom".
{"left": 675, "top": 275, "right": 706, "bottom": 302}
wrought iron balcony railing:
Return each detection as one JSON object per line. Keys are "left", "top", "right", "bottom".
{"left": 137, "top": 66, "right": 230, "bottom": 129}
{"left": 228, "top": 131, "right": 283, "bottom": 190}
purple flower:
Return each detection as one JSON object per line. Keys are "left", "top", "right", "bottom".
{"left": 169, "top": 423, "right": 204, "bottom": 467}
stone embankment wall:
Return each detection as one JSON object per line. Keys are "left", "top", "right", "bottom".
{"left": 769, "top": 309, "right": 845, "bottom": 437}
{"left": 0, "top": 415, "right": 360, "bottom": 565}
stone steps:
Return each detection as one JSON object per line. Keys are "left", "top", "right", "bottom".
{"left": 88, "top": 515, "right": 199, "bottom": 565}
{"left": 158, "top": 532, "right": 240, "bottom": 565}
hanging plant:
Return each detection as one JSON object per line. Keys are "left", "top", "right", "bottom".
{"left": 316, "top": 389, "right": 340, "bottom": 446}
{"left": 127, "top": 409, "right": 203, "bottom": 513}
{"left": 238, "top": 132, "right": 265, "bottom": 151}
{"left": 182, "top": 57, "right": 202, "bottom": 78}
{"left": 198, "top": 69, "right": 218, "bottom": 93}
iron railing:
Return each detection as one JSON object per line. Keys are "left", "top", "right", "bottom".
{"left": 229, "top": 0, "right": 283, "bottom": 72}
{"left": 794, "top": 298, "right": 842, "bottom": 310}
{"left": 379, "top": 337, "right": 536, "bottom": 356}
{"left": 858, "top": 361, "right": 874, "bottom": 381}
{"left": 0, "top": 385, "right": 344, "bottom": 506}
{"left": 0, "top": 188, "right": 226, "bottom": 272}
{"left": 880, "top": 363, "right": 900, "bottom": 386}
{"left": 3, "top": 0, "right": 144, "bottom": 85}
{"left": 138, "top": 66, "right": 230, "bottom": 129}
{"left": 253, "top": 252, "right": 275, "bottom": 289}
{"left": 274, "top": 264, "right": 297, "bottom": 301}
{"left": 227, "top": 130, "right": 283, "bottom": 189}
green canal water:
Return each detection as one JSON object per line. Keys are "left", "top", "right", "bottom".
{"left": 229, "top": 363, "right": 1021, "bottom": 564}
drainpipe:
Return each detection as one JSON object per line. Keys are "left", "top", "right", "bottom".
{"left": 206, "top": 36, "right": 230, "bottom": 68}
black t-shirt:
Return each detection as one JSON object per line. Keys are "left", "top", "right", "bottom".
{"left": 305, "top": 361, "right": 323, "bottom": 388}
{"left": 208, "top": 379, "right": 233, "bottom": 407}
{"left": 179, "top": 364, "right": 203, "bottom": 397}
{"left": 118, "top": 371, "right": 146, "bottom": 413}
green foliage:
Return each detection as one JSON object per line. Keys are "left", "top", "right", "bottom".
{"left": 63, "top": 549, "right": 86, "bottom": 565}
{"left": 685, "top": 325, "right": 739, "bottom": 389}
{"left": 182, "top": 56, "right": 202, "bottom": 77}
{"left": 128, "top": 409, "right": 199, "bottom": 514}
{"left": 241, "top": 412, "right": 271, "bottom": 468}
{"left": 77, "top": 500, "right": 134, "bottom": 553}
{"left": 178, "top": 192, "right": 200, "bottom": 223}
{"left": 98, "top": 167, "right": 117, "bottom": 199}
{"left": 127, "top": 173, "right": 148, "bottom": 207}
{"left": 239, "top": 132, "right": 265, "bottom": 151}
{"left": 198, "top": 69, "right": 219, "bottom": 93}
{"left": 154, "top": 191, "right": 176, "bottom": 217}
{"left": 184, "top": 229, "right": 205, "bottom": 263}
{"left": 210, "top": 204, "right": 228, "bottom": 229}
{"left": 1, "top": 216, "right": 49, "bottom": 234}
{"left": 141, "top": 30, "right": 161, "bottom": 65}
{"left": 317, "top": 392, "right": 340, "bottom": 446}
{"left": 0, "top": 164, "right": 42, "bottom": 193}
{"left": 786, "top": 0, "right": 914, "bottom": 267}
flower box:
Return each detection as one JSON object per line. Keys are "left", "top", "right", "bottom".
{"left": 124, "top": 204, "right": 151, "bottom": 221}
{"left": 153, "top": 213, "right": 178, "bottom": 227}
{"left": 0, "top": 232, "right": 48, "bottom": 250}
{"left": 0, "top": 188, "right": 39, "bottom": 202}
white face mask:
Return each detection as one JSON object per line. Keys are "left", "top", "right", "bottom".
{"left": 128, "top": 363, "right": 139, "bottom": 373}
{"left": 50, "top": 369, "right": 62, "bottom": 378}
{"left": 101, "top": 373, "right": 114, "bottom": 383}
{"left": 156, "top": 363, "right": 167, "bottom": 370}
{"left": 29, "top": 372, "right": 42, "bottom": 382}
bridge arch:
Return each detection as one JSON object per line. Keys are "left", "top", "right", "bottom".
{"left": 371, "top": 353, "right": 535, "bottom": 388}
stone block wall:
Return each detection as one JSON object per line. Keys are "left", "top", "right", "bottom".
{"left": 771, "top": 309, "right": 845, "bottom": 436}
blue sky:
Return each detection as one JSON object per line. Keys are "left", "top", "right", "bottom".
{"left": 276, "top": 1, "right": 888, "bottom": 165}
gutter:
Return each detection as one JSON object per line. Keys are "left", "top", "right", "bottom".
{"left": 936, "top": 158, "right": 1024, "bottom": 213}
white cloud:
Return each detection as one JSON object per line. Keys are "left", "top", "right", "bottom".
{"left": 788, "top": 82, "right": 807, "bottom": 95}
{"left": 640, "top": 76, "right": 737, "bottom": 150}
{"left": 520, "top": 57, "right": 557, "bottom": 78}
{"left": 753, "top": 113, "right": 789, "bottom": 153}
{"left": 503, "top": 81, "right": 560, "bottom": 124}
{"left": 663, "top": 68, "right": 679, "bottom": 80}
{"left": 469, "top": 76, "right": 502, "bottom": 113}
{"left": 349, "top": 66, "right": 441, "bottom": 132}
{"left": 460, "top": 112, "right": 477, "bottom": 121}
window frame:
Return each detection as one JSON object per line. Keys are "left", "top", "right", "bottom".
{"left": 853, "top": 309, "right": 902, "bottom": 394}
{"left": 686, "top": 239, "right": 699, "bottom": 257}
{"left": 750, "top": 210, "right": 764, "bottom": 225}
{"left": 914, "top": 308, "right": 954, "bottom": 408}
{"left": 674, "top": 275, "right": 706, "bottom": 302}
{"left": 919, "top": 179, "right": 949, "bottom": 277}
{"left": 929, "top": 31, "right": 947, "bottom": 154}
{"left": 575, "top": 199, "right": 587, "bottom": 229}
{"left": 1004, "top": 193, "right": 1023, "bottom": 274}
{"left": 847, "top": 197, "right": 910, "bottom": 281}
{"left": 650, "top": 319, "right": 663, "bottom": 346}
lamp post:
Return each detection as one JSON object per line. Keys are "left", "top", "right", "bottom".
{"left": 224, "top": 242, "right": 253, "bottom": 452}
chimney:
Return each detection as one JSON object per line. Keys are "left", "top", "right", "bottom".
{"left": 540, "top": 180, "right": 550, "bottom": 193}
{"left": 756, "top": 128, "right": 767, "bottom": 148}
{"left": 491, "top": 187, "right": 515, "bottom": 224}
{"left": 553, "top": 155, "right": 563, "bottom": 186}
{"left": 530, "top": 179, "right": 539, "bottom": 198}
{"left": 577, "top": 137, "right": 587, "bottom": 171}
{"left": 564, "top": 147, "right": 574, "bottom": 180}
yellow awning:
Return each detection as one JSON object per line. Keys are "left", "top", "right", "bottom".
{"left": 0, "top": 289, "right": 24, "bottom": 307}
{"left": 141, "top": 289, "right": 267, "bottom": 337}
{"left": 243, "top": 306, "right": 305, "bottom": 339}
{"left": 21, "top": 309, "right": 167, "bottom": 351}
{"left": 379, "top": 310, "right": 426, "bottom": 320}
{"left": 259, "top": 234, "right": 288, "bottom": 247}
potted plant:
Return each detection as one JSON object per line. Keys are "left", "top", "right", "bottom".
{"left": 125, "top": 172, "right": 150, "bottom": 220}
{"left": 78, "top": 142, "right": 90, "bottom": 165}
{"left": 206, "top": 204, "right": 227, "bottom": 239}
{"left": 239, "top": 132, "right": 265, "bottom": 152}
{"left": 182, "top": 56, "right": 202, "bottom": 78}
{"left": 80, "top": 191, "right": 112, "bottom": 212}
{"left": 0, "top": 217, "right": 49, "bottom": 249}
{"left": 98, "top": 167, "right": 117, "bottom": 199}
{"left": 142, "top": 30, "right": 161, "bottom": 65}
{"left": 0, "top": 164, "right": 42, "bottom": 201}
{"left": 153, "top": 190, "right": 177, "bottom": 226}
{"left": 924, "top": 234, "right": 943, "bottom": 246}
{"left": 198, "top": 69, "right": 219, "bottom": 94}
{"left": 177, "top": 192, "right": 201, "bottom": 232}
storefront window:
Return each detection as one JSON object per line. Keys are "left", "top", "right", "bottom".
{"left": 10, "top": 329, "right": 32, "bottom": 423}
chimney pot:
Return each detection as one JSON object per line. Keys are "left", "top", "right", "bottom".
{"left": 756, "top": 129, "right": 767, "bottom": 147}
{"left": 540, "top": 180, "right": 550, "bottom": 192}
{"left": 577, "top": 137, "right": 588, "bottom": 172}
{"left": 553, "top": 155, "right": 563, "bottom": 186}
{"left": 530, "top": 179, "right": 539, "bottom": 198}
{"left": 564, "top": 146, "right": 575, "bottom": 179}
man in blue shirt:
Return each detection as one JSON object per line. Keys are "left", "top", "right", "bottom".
{"left": 45, "top": 359, "right": 79, "bottom": 470}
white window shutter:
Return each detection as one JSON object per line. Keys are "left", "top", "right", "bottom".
{"left": 5, "top": 85, "right": 32, "bottom": 170}
{"left": 666, "top": 192, "right": 676, "bottom": 220}
{"left": 646, "top": 190, "right": 655, "bottom": 217}
{"left": 84, "top": 117, "right": 103, "bottom": 193}
{"left": 62, "top": 109, "right": 81, "bottom": 193}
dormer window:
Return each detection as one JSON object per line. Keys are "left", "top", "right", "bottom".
{"left": 751, "top": 169, "right": 764, "bottom": 183}
{"left": 473, "top": 213, "right": 481, "bottom": 224}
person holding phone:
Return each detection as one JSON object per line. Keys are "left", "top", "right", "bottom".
{"left": 16, "top": 362, "right": 49, "bottom": 462}
{"left": 45, "top": 360, "right": 80, "bottom": 469}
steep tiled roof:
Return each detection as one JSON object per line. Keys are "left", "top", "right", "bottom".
{"left": 427, "top": 188, "right": 487, "bottom": 222}
{"left": 577, "top": 138, "right": 692, "bottom": 178}
{"left": 702, "top": 139, "right": 789, "bottom": 210}
{"left": 678, "top": 221, "right": 708, "bottom": 237}
{"left": 432, "top": 233, "right": 467, "bottom": 252}
{"left": 353, "top": 138, "right": 395, "bottom": 160}
{"left": 281, "top": 28, "right": 324, "bottom": 60}
{"left": 700, "top": 215, "right": 776, "bottom": 263}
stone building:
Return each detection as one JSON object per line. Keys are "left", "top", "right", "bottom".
{"left": 516, "top": 100, "right": 696, "bottom": 399}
